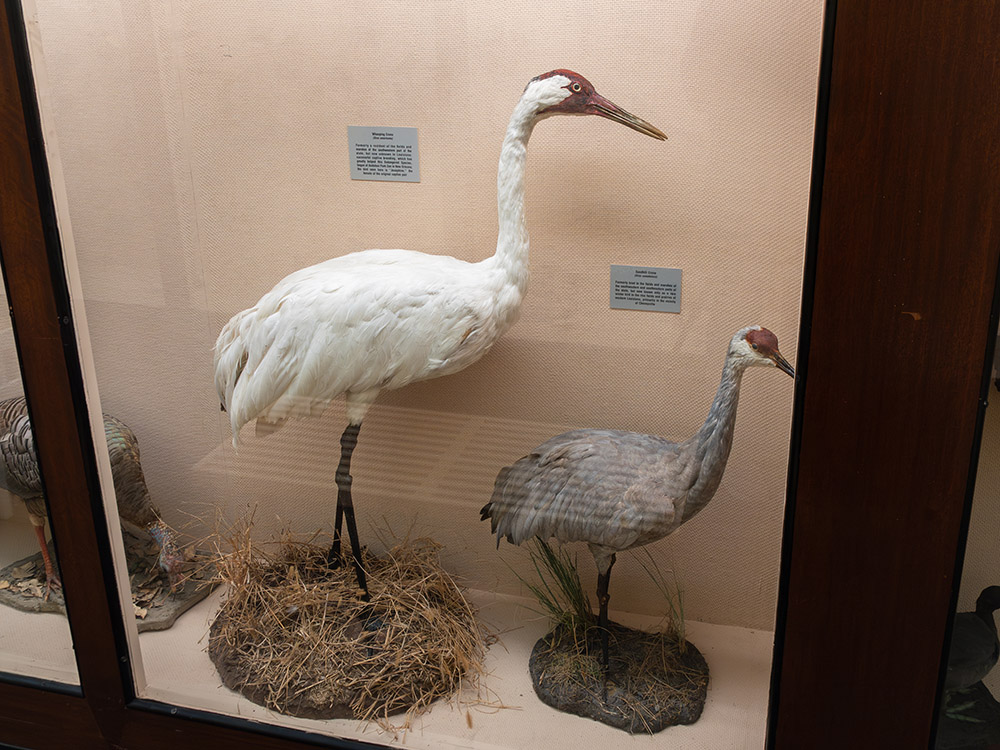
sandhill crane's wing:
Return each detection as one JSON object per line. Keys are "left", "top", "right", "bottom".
{"left": 0, "top": 414, "right": 43, "bottom": 508}
{"left": 486, "top": 429, "right": 683, "bottom": 551}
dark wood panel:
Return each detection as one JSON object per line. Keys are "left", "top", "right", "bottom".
{"left": 773, "top": 2, "right": 1000, "bottom": 747}
{"left": 0, "top": 0, "right": 130, "bottom": 740}
{"left": 0, "top": 682, "right": 103, "bottom": 750}
{"left": 3, "top": 0, "right": 999, "bottom": 747}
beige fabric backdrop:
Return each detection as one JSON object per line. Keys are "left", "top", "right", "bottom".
{"left": 28, "top": 0, "right": 824, "bottom": 630}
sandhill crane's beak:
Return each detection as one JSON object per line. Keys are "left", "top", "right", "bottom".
{"left": 773, "top": 351, "right": 795, "bottom": 378}
{"left": 589, "top": 93, "right": 667, "bottom": 140}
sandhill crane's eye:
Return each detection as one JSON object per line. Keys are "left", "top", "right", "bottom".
{"left": 571, "top": 83, "right": 582, "bottom": 92}
{"left": 751, "top": 344, "right": 759, "bottom": 350}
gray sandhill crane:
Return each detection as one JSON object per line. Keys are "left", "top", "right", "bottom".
{"left": 214, "top": 70, "right": 666, "bottom": 599}
{"left": 482, "top": 326, "right": 795, "bottom": 675}
{"left": 0, "top": 396, "right": 184, "bottom": 600}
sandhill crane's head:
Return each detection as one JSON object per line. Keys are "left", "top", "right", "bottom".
{"left": 525, "top": 69, "right": 666, "bottom": 140}
{"left": 731, "top": 326, "right": 795, "bottom": 377}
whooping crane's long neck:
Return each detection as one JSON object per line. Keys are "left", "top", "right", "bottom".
{"left": 490, "top": 95, "right": 540, "bottom": 294}
{"left": 679, "top": 352, "right": 746, "bottom": 522}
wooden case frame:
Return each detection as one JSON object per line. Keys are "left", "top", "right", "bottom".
{"left": 1, "top": 1, "right": 999, "bottom": 748}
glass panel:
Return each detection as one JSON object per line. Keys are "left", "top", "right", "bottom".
{"left": 27, "top": 0, "right": 823, "bottom": 744}
{"left": 934, "top": 327, "right": 1000, "bottom": 748}
{"left": 0, "top": 282, "right": 79, "bottom": 685}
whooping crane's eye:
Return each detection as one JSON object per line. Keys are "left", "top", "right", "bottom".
{"left": 751, "top": 343, "right": 759, "bottom": 350}
{"left": 571, "top": 82, "right": 582, "bottom": 93}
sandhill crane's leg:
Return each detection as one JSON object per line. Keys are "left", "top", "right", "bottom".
{"left": 30, "top": 520, "right": 61, "bottom": 601}
{"left": 326, "top": 423, "right": 369, "bottom": 600}
{"left": 596, "top": 554, "right": 616, "bottom": 682}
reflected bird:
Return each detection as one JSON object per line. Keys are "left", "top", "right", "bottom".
{"left": 482, "top": 326, "right": 795, "bottom": 676}
{"left": 0, "top": 397, "right": 184, "bottom": 599}
{"left": 943, "top": 585, "right": 1000, "bottom": 719}
{"left": 214, "top": 70, "right": 666, "bottom": 599}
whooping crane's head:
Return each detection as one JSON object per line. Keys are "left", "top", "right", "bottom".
{"left": 730, "top": 326, "right": 795, "bottom": 377}
{"left": 524, "top": 70, "right": 666, "bottom": 140}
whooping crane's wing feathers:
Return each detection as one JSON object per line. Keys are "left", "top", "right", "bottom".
{"left": 485, "top": 429, "right": 684, "bottom": 552}
{"left": 215, "top": 249, "right": 512, "bottom": 444}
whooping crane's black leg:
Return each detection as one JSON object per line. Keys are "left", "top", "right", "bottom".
{"left": 326, "top": 423, "right": 369, "bottom": 601}
{"left": 597, "top": 554, "right": 616, "bottom": 686}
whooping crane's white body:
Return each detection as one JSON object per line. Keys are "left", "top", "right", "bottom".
{"left": 215, "top": 248, "right": 522, "bottom": 437}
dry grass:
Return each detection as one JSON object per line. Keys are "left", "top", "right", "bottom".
{"left": 207, "top": 520, "right": 488, "bottom": 728}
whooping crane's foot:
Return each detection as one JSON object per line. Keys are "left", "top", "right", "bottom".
{"left": 343, "top": 505, "right": 370, "bottom": 602}
{"left": 325, "top": 538, "right": 343, "bottom": 568}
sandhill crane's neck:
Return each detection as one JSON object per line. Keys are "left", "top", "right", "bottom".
{"left": 490, "top": 97, "right": 539, "bottom": 295}
{"left": 681, "top": 355, "right": 746, "bottom": 521}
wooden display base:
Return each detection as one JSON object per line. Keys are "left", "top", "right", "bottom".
{"left": 529, "top": 621, "right": 709, "bottom": 734}
{"left": 0, "top": 530, "right": 215, "bottom": 632}
{"left": 208, "top": 606, "right": 407, "bottom": 721}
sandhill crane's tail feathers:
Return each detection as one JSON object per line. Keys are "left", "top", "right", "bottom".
{"left": 479, "top": 501, "right": 493, "bottom": 521}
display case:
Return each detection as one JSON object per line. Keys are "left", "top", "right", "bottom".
{"left": 1, "top": 2, "right": 999, "bottom": 749}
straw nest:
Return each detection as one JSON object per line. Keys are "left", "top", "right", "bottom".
{"left": 208, "top": 525, "right": 487, "bottom": 726}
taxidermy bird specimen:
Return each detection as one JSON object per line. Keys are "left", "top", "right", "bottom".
{"left": 0, "top": 397, "right": 183, "bottom": 599}
{"left": 482, "top": 326, "right": 795, "bottom": 677}
{"left": 943, "top": 585, "right": 1000, "bottom": 720}
{"left": 214, "top": 70, "right": 666, "bottom": 600}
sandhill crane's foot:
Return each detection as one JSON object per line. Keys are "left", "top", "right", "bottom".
{"left": 43, "top": 572, "right": 62, "bottom": 602}
{"left": 167, "top": 571, "right": 188, "bottom": 595}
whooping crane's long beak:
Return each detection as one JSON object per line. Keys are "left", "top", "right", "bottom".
{"left": 773, "top": 351, "right": 795, "bottom": 378}
{"left": 589, "top": 93, "right": 667, "bottom": 140}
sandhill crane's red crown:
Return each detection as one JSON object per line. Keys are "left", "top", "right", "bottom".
{"left": 746, "top": 327, "right": 780, "bottom": 355}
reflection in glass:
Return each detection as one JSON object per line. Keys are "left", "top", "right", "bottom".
{"left": 937, "top": 353, "right": 1000, "bottom": 747}
{"left": 0, "top": 290, "right": 78, "bottom": 685}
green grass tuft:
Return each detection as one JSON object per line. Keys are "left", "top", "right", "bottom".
{"left": 635, "top": 548, "right": 686, "bottom": 651}
{"left": 509, "top": 539, "right": 594, "bottom": 633}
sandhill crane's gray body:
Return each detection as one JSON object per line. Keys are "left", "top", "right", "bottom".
{"left": 482, "top": 326, "right": 795, "bottom": 675}
{"left": 0, "top": 397, "right": 182, "bottom": 597}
